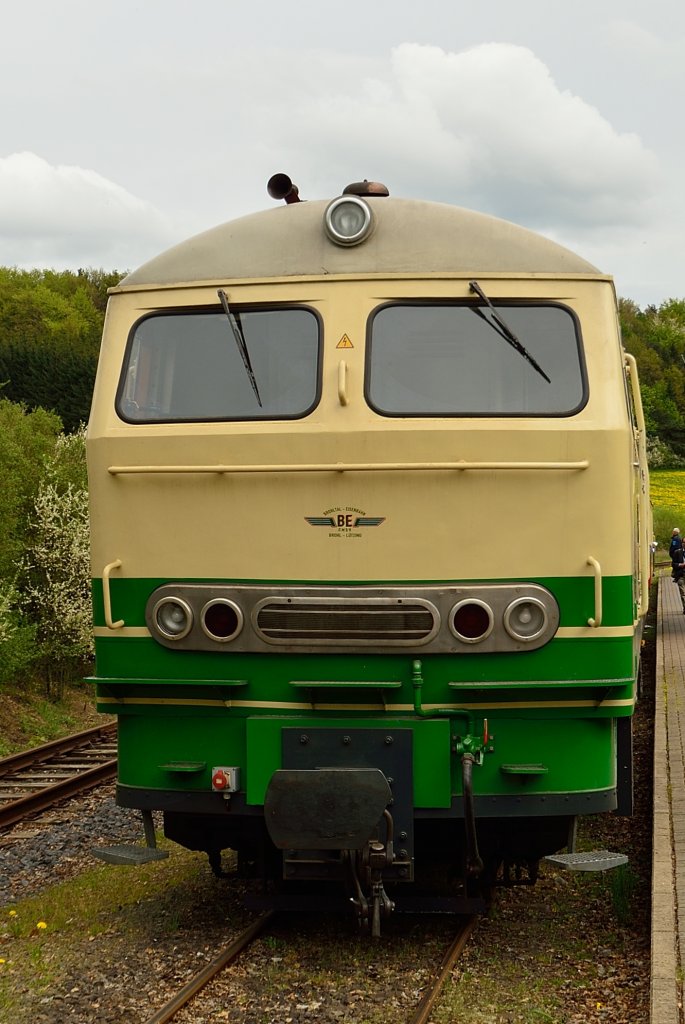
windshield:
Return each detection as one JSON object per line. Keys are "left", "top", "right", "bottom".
{"left": 366, "top": 302, "right": 585, "bottom": 416}
{"left": 117, "top": 307, "right": 321, "bottom": 422}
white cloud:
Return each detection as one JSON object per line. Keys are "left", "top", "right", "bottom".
{"left": 269, "top": 43, "right": 660, "bottom": 232}
{"left": 0, "top": 152, "right": 175, "bottom": 269}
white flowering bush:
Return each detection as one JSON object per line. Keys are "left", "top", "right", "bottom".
{"left": 20, "top": 425, "right": 92, "bottom": 698}
{"left": 646, "top": 434, "right": 680, "bottom": 469}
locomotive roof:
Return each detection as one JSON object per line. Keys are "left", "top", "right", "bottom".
{"left": 122, "top": 197, "right": 600, "bottom": 287}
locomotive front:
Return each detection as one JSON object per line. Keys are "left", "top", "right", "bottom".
{"left": 87, "top": 178, "right": 650, "bottom": 933}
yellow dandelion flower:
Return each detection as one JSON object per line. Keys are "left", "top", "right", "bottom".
{"left": 8, "top": 910, "right": 16, "bottom": 918}
{"left": 36, "top": 921, "right": 47, "bottom": 930}
{"left": 0, "top": 958, "right": 5, "bottom": 964}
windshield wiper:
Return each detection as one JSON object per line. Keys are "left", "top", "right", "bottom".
{"left": 217, "top": 289, "right": 263, "bottom": 407}
{"left": 468, "top": 281, "right": 551, "bottom": 384}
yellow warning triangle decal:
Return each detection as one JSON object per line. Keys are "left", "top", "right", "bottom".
{"left": 336, "top": 334, "right": 354, "bottom": 349}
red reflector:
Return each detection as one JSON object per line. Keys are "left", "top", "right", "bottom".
{"left": 453, "top": 602, "right": 491, "bottom": 640}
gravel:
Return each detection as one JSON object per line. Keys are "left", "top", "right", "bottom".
{"left": 0, "top": 787, "right": 143, "bottom": 903}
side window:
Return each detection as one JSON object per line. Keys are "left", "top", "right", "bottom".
{"left": 117, "top": 307, "right": 321, "bottom": 422}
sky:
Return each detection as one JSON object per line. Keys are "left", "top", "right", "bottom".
{"left": 0, "top": 1, "right": 682, "bottom": 307}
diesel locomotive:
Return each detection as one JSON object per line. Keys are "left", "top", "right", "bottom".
{"left": 87, "top": 175, "right": 651, "bottom": 934}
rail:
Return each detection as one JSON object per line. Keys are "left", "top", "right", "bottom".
{"left": 0, "top": 723, "right": 117, "bottom": 829}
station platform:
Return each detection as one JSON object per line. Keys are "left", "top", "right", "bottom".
{"left": 652, "top": 574, "right": 685, "bottom": 1022}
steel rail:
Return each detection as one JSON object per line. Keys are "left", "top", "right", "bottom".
{"left": 0, "top": 723, "right": 118, "bottom": 829}
{"left": 409, "top": 915, "right": 478, "bottom": 1024}
{"left": 142, "top": 912, "right": 275, "bottom": 1024}
{"left": 0, "top": 722, "right": 117, "bottom": 776}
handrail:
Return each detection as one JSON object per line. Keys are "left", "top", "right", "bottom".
{"left": 108, "top": 459, "right": 590, "bottom": 476}
{"left": 338, "top": 359, "right": 349, "bottom": 406}
{"left": 625, "top": 352, "right": 650, "bottom": 618}
{"left": 102, "top": 560, "right": 124, "bottom": 629}
{"left": 586, "top": 556, "right": 602, "bottom": 628}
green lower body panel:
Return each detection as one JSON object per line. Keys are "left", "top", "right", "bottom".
{"left": 114, "top": 708, "right": 615, "bottom": 809}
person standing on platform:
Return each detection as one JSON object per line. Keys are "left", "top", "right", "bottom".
{"left": 670, "top": 528, "right": 683, "bottom": 580}
{"left": 673, "top": 544, "right": 685, "bottom": 612}
{"left": 670, "top": 528, "right": 682, "bottom": 558}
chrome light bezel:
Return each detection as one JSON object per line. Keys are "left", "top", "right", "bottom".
{"left": 503, "top": 597, "right": 548, "bottom": 643}
{"left": 152, "top": 596, "right": 194, "bottom": 641}
{"left": 324, "top": 195, "right": 374, "bottom": 246}
{"left": 449, "top": 598, "right": 495, "bottom": 644}
{"left": 200, "top": 598, "right": 244, "bottom": 643}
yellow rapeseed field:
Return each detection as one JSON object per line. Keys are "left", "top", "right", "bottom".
{"left": 650, "top": 470, "right": 685, "bottom": 551}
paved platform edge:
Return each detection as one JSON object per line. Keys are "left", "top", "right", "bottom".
{"left": 652, "top": 576, "right": 684, "bottom": 1023}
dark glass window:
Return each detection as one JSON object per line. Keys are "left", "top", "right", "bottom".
{"left": 367, "top": 303, "right": 585, "bottom": 416}
{"left": 118, "top": 308, "right": 320, "bottom": 422}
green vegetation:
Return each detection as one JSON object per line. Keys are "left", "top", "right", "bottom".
{"left": 650, "top": 470, "right": 685, "bottom": 552}
{"left": 0, "top": 268, "right": 121, "bottom": 431}
{"left": 621, "top": 297, "right": 685, "bottom": 463}
{"left": 0, "top": 402, "right": 90, "bottom": 701}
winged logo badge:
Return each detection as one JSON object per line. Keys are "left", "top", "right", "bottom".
{"left": 304, "top": 508, "right": 386, "bottom": 536}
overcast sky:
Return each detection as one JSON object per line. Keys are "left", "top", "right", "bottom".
{"left": 0, "top": 1, "right": 682, "bottom": 306}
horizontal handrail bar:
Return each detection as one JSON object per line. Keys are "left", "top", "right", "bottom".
{"left": 108, "top": 459, "right": 589, "bottom": 476}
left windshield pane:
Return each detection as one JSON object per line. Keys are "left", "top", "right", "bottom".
{"left": 117, "top": 308, "right": 320, "bottom": 422}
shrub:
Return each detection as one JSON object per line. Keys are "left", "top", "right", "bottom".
{"left": 20, "top": 427, "right": 92, "bottom": 698}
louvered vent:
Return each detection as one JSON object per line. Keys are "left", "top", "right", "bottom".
{"left": 254, "top": 597, "right": 439, "bottom": 646}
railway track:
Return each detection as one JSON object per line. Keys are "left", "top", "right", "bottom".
{"left": 0, "top": 722, "right": 117, "bottom": 829}
{"left": 140, "top": 912, "right": 477, "bottom": 1024}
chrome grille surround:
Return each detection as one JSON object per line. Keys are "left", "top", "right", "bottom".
{"left": 252, "top": 595, "right": 439, "bottom": 646}
{"left": 145, "top": 583, "right": 559, "bottom": 654}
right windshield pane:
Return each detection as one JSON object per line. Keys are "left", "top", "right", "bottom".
{"left": 367, "top": 303, "right": 586, "bottom": 416}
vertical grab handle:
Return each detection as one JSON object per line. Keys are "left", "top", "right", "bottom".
{"left": 338, "top": 360, "right": 349, "bottom": 406}
{"left": 103, "top": 559, "right": 124, "bottom": 629}
{"left": 587, "top": 556, "right": 602, "bottom": 628}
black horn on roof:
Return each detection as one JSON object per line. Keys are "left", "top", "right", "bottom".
{"left": 267, "top": 174, "right": 301, "bottom": 204}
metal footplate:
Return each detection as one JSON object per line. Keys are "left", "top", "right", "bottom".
{"left": 92, "top": 809, "right": 168, "bottom": 865}
{"left": 92, "top": 844, "right": 169, "bottom": 865}
{"left": 544, "top": 850, "right": 628, "bottom": 871}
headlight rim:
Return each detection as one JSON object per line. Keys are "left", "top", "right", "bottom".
{"left": 324, "top": 195, "right": 374, "bottom": 247}
{"left": 152, "top": 595, "right": 194, "bottom": 641}
{"left": 503, "top": 596, "right": 549, "bottom": 643}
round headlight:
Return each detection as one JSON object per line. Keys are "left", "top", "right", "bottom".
{"left": 201, "top": 599, "right": 244, "bottom": 643}
{"left": 324, "top": 196, "right": 373, "bottom": 246}
{"left": 503, "top": 598, "right": 548, "bottom": 642}
{"left": 153, "top": 597, "right": 193, "bottom": 640}
{"left": 450, "top": 600, "right": 494, "bottom": 644}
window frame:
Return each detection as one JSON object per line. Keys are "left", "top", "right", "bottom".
{"left": 364, "top": 299, "right": 589, "bottom": 419}
{"left": 115, "top": 302, "right": 324, "bottom": 424}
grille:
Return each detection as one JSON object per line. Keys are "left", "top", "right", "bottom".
{"left": 254, "top": 598, "right": 439, "bottom": 646}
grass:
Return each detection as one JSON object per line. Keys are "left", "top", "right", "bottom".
{"left": 0, "top": 680, "right": 106, "bottom": 757}
{"left": 650, "top": 469, "right": 685, "bottom": 553}
{"left": 0, "top": 841, "right": 217, "bottom": 1019}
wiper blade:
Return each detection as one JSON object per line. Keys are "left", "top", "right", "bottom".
{"left": 468, "top": 280, "right": 551, "bottom": 384}
{"left": 217, "top": 289, "right": 263, "bottom": 407}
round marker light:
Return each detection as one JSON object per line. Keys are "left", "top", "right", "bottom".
{"left": 153, "top": 597, "right": 193, "bottom": 640}
{"left": 324, "top": 196, "right": 373, "bottom": 246}
{"left": 201, "top": 599, "right": 243, "bottom": 643}
{"left": 450, "top": 600, "right": 494, "bottom": 644}
{"left": 504, "top": 597, "right": 548, "bottom": 642}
